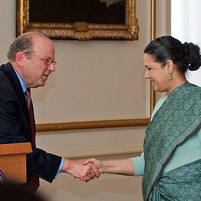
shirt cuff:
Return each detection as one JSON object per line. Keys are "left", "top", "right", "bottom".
{"left": 54, "top": 157, "right": 64, "bottom": 179}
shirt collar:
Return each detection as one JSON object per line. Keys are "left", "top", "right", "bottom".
{"left": 12, "top": 66, "right": 27, "bottom": 93}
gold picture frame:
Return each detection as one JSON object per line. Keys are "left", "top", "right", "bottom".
{"left": 36, "top": 0, "right": 156, "bottom": 132}
{"left": 16, "top": 0, "right": 156, "bottom": 132}
{"left": 16, "top": 0, "right": 139, "bottom": 40}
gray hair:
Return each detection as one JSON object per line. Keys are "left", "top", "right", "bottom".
{"left": 7, "top": 32, "right": 51, "bottom": 61}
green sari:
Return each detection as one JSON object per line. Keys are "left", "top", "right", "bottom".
{"left": 150, "top": 159, "right": 201, "bottom": 200}
{"left": 142, "top": 83, "right": 201, "bottom": 201}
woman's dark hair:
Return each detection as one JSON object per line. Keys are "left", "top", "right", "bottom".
{"left": 144, "top": 36, "right": 201, "bottom": 73}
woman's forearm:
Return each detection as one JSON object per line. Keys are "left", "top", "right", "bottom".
{"left": 101, "top": 158, "right": 135, "bottom": 176}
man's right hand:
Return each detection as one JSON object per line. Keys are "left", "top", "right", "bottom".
{"left": 61, "top": 159, "right": 101, "bottom": 182}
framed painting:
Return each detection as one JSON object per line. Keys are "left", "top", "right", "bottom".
{"left": 16, "top": 0, "right": 139, "bottom": 40}
{"left": 15, "top": 0, "right": 157, "bottom": 132}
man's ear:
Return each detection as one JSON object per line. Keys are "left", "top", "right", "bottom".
{"left": 165, "top": 60, "right": 174, "bottom": 74}
{"left": 15, "top": 51, "right": 26, "bottom": 66}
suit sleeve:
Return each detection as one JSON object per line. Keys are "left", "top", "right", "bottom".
{"left": 27, "top": 147, "right": 62, "bottom": 183}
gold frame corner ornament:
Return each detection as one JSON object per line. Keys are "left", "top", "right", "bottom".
{"left": 16, "top": 0, "right": 139, "bottom": 40}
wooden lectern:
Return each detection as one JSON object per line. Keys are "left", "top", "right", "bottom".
{"left": 0, "top": 142, "right": 32, "bottom": 183}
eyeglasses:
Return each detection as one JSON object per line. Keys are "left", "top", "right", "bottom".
{"left": 24, "top": 52, "right": 57, "bottom": 66}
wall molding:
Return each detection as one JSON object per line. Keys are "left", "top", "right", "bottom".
{"left": 36, "top": 118, "right": 150, "bottom": 132}
{"left": 150, "top": 0, "right": 156, "bottom": 114}
{"left": 53, "top": 145, "right": 143, "bottom": 161}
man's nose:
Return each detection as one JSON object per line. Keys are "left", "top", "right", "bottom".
{"left": 48, "top": 63, "right": 56, "bottom": 72}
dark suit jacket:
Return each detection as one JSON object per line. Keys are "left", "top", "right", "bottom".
{"left": 0, "top": 62, "right": 61, "bottom": 183}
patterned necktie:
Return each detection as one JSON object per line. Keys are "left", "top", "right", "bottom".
{"left": 25, "top": 88, "right": 35, "bottom": 146}
{"left": 25, "top": 88, "right": 39, "bottom": 191}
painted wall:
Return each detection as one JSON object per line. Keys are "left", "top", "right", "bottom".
{"left": 0, "top": 0, "right": 170, "bottom": 201}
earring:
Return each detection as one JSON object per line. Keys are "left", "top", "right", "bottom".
{"left": 169, "top": 74, "right": 172, "bottom": 80}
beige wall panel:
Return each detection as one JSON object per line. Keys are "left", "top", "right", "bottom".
{"left": 0, "top": 0, "right": 171, "bottom": 201}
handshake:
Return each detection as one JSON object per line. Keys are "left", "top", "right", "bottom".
{"left": 61, "top": 158, "right": 134, "bottom": 180}
{"left": 61, "top": 158, "right": 104, "bottom": 182}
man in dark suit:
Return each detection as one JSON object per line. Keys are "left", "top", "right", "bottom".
{"left": 0, "top": 32, "right": 100, "bottom": 191}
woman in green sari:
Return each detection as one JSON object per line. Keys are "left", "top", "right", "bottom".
{"left": 82, "top": 36, "right": 201, "bottom": 201}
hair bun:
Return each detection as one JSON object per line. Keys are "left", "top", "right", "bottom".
{"left": 182, "top": 42, "right": 201, "bottom": 71}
